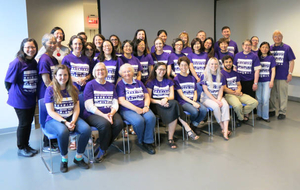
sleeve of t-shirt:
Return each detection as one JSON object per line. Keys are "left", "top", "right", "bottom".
{"left": 253, "top": 55, "right": 261, "bottom": 67}
{"left": 137, "top": 59, "right": 143, "bottom": 72}
{"left": 116, "top": 81, "right": 125, "bottom": 97}
{"left": 173, "top": 77, "right": 181, "bottom": 90}
{"left": 83, "top": 81, "right": 94, "bottom": 101}
{"left": 150, "top": 45, "right": 155, "bottom": 54}
{"left": 169, "top": 79, "right": 174, "bottom": 87}
{"left": 113, "top": 87, "right": 118, "bottom": 99}
{"left": 193, "top": 77, "right": 197, "bottom": 90}
{"left": 138, "top": 80, "right": 148, "bottom": 93}
{"left": 87, "top": 59, "right": 93, "bottom": 74}
{"left": 287, "top": 46, "right": 296, "bottom": 61}
{"left": 147, "top": 54, "right": 155, "bottom": 66}
{"left": 221, "top": 75, "right": 226, "bottom": 85}
{"left": 44, "top": 86, "right": 54, "bottom": 103}
{"left": 5, "top": 59, "right": 20, "bottom": 83}
{"left": 167, "top": 54, "right": 174, "bottom": 65}
{"left": 234, "top": 43, "right": 239, "bottom": 55}
{"left": 61, "top": 56, "right": 70, "bottom": 69}
{"left": 146, "top": 80, "right": 154, "bottom": 89}
{"left": 270, "top": 56, "right": 276, "bottom": 69}
{"left": 236, "top": 72, "right": 241, "bottom": 82}
{"left": 233, "top": 56, "right": 238, "bottom": 67}
{"left": 187, "top": 54, "right": 192, "bottom": 63}
{"left": 38, "top": 57, "right": 51, "bottom": 75}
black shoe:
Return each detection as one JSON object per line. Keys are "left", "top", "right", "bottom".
{"left": 60, "top": 161, "right": 68, "bottom": 173}
{"left": 18, "top": 148, "right": 34, "bottom": 157}
{"left": 74, "top": 158, "right": 89, "bottom": 169}
{"left": 26, "top": 145, "right": 38, "bottom": 155}
{"left": 269, "top": 111, "right": 276, "bottom": 117}
{"left": 142, "top": 143, "right": 156, "bottom": 155}
{"left": 191, "top": 125, "right": 202, "bottom": 135}
{"left": 262, "top": 118, "right": 270, "bottom": 123}
{"left": 256, "top": 116, "right": 263, "bottom": 121}
{"left": 277, "top": 114, "right": 286, "bottom": 120}
{"left": 236, "top": 120, "right": 242, "bottom": 127}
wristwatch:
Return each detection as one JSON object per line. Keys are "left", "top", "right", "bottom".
{"left": 144, "top": 105, "right": 149, "bottom": 109}
{"left": 289, "top": 72, "right": 292, "bottom": 75}
{"left": 254, "top": 83, "right": 258, "bottom": 85}
{"left": 60, "top": 120, "right": 66, "bottom": 124}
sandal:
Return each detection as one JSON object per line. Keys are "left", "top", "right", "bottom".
{"left": 69, "top": 141, "right": 76, "bottom": 150}
{"left": 129, "top": 126, "right": 136, "bottom": 135}
{"left": 243, "top": 115, "right": 249, "bottom": 122}
{"left": 167, "top": 139, "right": 177, "bottom": 149}
{"left": 221, "top": 131, "right": 229, "bottom": 141}
{"left": 124, "top": 129, "right": 128, "bottom": 138}
{"left": 187, "top": 130, "right": 199, "bottom": 140}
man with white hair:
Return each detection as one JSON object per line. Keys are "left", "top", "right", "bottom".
{"left": 269, "top": 30, "right": 296, "bottom": 120}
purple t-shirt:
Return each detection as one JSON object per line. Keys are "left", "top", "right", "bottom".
{"left": 214, "top": 51, "right": 234, "bottom": 66}
{"left": 182, "top": 47, "right": 193, "bottom": 56}
{"left": 135, "top": 54, "right": 155, "bottom": 83}
{"left": 187, "top": 52, "right": 209, "bottom": 78}
{"left": 44, "top": 86, "right": 75, "bottom": 122}
{"left": 259, "top": 55, "right": 276, "bottom": 82}
{"left": 200, "top": 74, "right": 226, "bottom": 98}
{"left": 83, "top": 79, "right": 117, "bottom": 118}
{"left": 270, "top": 43, "right": 296, "bottom": 80}
{"left": 151, "top": 52, "right": 170, "bottom": 65}
{"left": 168, "top": 52, "right": 186, "bottom": 75}
{"left": 116, "top": 79, "right": 148, "bottom": 111}
{"left": 146, "top": 78, "right": 174, "bottom": 99}
{"left": 119, "top": 55, "right": 143, "bottom": 80}
{"left": 96, "top": 58, "right": 120, "bottom": 84}
{"left": 151, "top": 44, "right": 174, "bottom": 54}
{"left": 37, "top": 54, "right": 59, "bottom": 100}
{"left": 221, "top": 69, "right": 240, "bottom": 91}
{"left": 94, "top": 52, "right": 100, "bottom": 62}
{"left": 5, "top": 58, "right": 38, "bottom": 109}
{"left": 174, "top": 74, "right": 197, "bottom": 105}
{"left": 233, "top": 52, "right": 260, "bottom": 81}
{"left": 214, "top": 40, "right": 239, "bottom": 55}
{"left": 61, "top": 53, "right": 92, "bottom": 92}
{"left": 251, "top": 50, "right": 258, "bottom": 56}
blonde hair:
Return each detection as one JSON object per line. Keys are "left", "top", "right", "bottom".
{"left": 93, "top": 62, "right": 108, "bottom": 79}
{"left": 51, "top": 65, "right": 78, "bottom": 104}
{"left": 179, "top": 31, "right": 190, "bottom": 48}
{"left": 204, "top": 57, "right": 221, "bottom": 92}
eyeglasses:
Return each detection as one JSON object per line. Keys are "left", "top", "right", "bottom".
{"left": 85, "top": 48, "right": 93, "bottom": 51}
{"left": 24, "top": 46, "right": 36, "bottom": 50}
{"left": 175, "top": 43, "right": 183, "bottom": 46}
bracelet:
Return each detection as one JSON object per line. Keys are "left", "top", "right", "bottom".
{"left": 144, "top": 105, "right": 149, "bottom": 109}
{"left": 254, "top": 83, "right": 258, "bottom": 85}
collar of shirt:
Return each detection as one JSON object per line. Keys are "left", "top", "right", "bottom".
{"left": 122, "top": 78, "right": 136, "bottom": 85}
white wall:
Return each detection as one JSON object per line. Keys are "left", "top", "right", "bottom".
{"left": 0, "top": 0, "right": 29, "bottom": 130}
{"left": 217, "top": 0, "right": 300, "bottom": 98}
{"left": 26, "top": 0, "right": 85, "bottom": 49}
{"left": 83, "top": 1, "right": 98, "bottom": 42}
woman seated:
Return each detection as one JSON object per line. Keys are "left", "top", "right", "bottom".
{"left": 200, "top": 57, "right": 231, "bottom": 140}
{"left": 44, "top": 65, "right": 91, "bottom": 173}
{"left": 146, "top": 62, "right": 199, "bottom": 148}
{"left": 174, "top": 56, "right": 207, "bottom": 134}
{"left": 116, "top": 64, "right": 156, "bottom": 155}
{"left": 84, "top": 62, "right": 124, "bottom": 162}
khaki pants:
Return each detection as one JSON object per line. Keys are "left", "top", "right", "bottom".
{"left": 269, "top": 79, "right": 288, "bottom": 115}
{"left": 225, "top": 93, "right": 258, "bottom": 121}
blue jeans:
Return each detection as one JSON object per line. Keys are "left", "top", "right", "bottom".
{"left": 120, "top": 109, "right": 155, "bottom": 144}
{"left": 45, "top": 117, "right": 91, "bottom": 156}
{"left": 182, "top": 102, "right": 207, "bottom": 126}
{"left": 196, "top": 83, "right": 203, "bottom": 102}
{"left": 257, "top": 81, "right": 271, "bottom": 119}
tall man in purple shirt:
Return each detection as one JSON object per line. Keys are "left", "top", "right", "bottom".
{"left": 269, "top": 30, "right": 296, "bottom": 120}
{"left": 214, "top": 26, "right": 239, "bottom": 55}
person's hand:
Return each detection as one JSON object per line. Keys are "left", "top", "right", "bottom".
{"left": 192, "top": 101, "right": 200, "bottom": 109}
{"left": 216, "top": 100, "right": 223, "bottom": 108}
{"left": 196, "top": 77, "right": 200, "bottom": 83}
{"left": 142, "top": 107, "right": 149, "bottom": 114}
{"left": 160, "top": 98, "right": 168, "bottom": 106}
{"left": 287, "top": 74, "right": 292, "bottom": 83}
{"left": 77, "top": 77, "right": 87, "bottom": 86}
{"left": 66, "top": 121, "right": 75, "bottom": 131}
{"left": 252, "top": 83, "right": 258, "bottom": 91}
{"left": 103, "top": 113, "right": 113, "bottom": 124}
{"left": 135, "top": 107, "right": 144, "bottom": 115}
{"left": 269, "top": 81, "right": 274, "bottom": 88}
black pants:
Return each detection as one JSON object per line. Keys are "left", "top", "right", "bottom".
{"left": 86, "top": 113, "right": 124, "bottom": 150}
{"left": 241, "top": 80, "right": 255, "bottom": 99}
{"left": 14, "top": 107, "right": 35, "bottom": 149}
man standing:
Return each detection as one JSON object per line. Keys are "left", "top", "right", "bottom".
{"left": 196, "top": 30, "right": 206, "bottom": 43}
{"left": 214, "top": 26, "right": 239, "bottom": 55}
{"left": 221, "top": 55, "right": 258, "bottom": 126}
{"left": 269, "top": 30, "right": 296, "bottom": 120}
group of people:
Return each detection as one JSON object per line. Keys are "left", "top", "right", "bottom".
{"left": 5, "top": 25, "right": 295, "bottom": 173}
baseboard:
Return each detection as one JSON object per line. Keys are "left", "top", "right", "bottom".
{"left": 0, "top": 125, "right": 36, "bottom": 135}
{"left": 288, "top": 96, "right": 300, "bottom": 102}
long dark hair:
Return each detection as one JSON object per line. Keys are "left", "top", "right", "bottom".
{"left": 109, "top": 34, "right": 122, "bottom": 54}
{"left": 258, "top": 41, "right": 272, "bottom": 57}
{"left": 133, "top": 29, "right": 149, "bottom": 53}
{"left": 98, "top": 40, "right": 117, "bottom": 61}
{"left": 68, "top": 35, "right": 85, "bottom": 52}
{"left": 83, "top": 42, "right": 96, "bottom": 62}
{"left": 191, "top": 38, "right": 204, "bottom": 53}
{"left": 146, "top": 62, "right": 168, "bottom": 85}
{"left": 204, "top": 37, "right": 215, "bottom": 58}
{"left": 133, "top": 39, "right": 147, "bottom": 56}
{"left": 17, "top": 38, "right": 38, "bottom": 62}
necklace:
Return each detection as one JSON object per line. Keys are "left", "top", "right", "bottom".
{"left": 56, "top": 46, "right": 61, "bottom": 57}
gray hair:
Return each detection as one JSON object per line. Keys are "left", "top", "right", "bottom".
{"left": 273, "top": 30, "right": 283, "bottom": 38}
{"left": 42, "top": 33, "right": 56, "bottom": 47}
{"left": 119, "top": 63, "right": 134, "bottom": 77}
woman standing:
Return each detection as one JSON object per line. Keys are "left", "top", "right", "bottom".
{"left": 251, "top": 36, "right": 259, "bottom": 55}
{"left": 133, "top": 39, "right": 154, "bottom": 83}
{"left": 36, "top": 27, "right": 69, "bottom": 64}
{"left": 146, "top": 62, "right": 199, "bottom": 148}
{"left": 37, "top": 34, "right": 59, "bottom": 100}
{"left": 256, "top": 42, "right": 276, "bottom": 122}
{"left": 44, "top": 65, "right": 91, "bottom": 172}
{"left": 5, "top": 38, "right": 39, "bottom": 157}
{"left": 84, "top": 63, "right": 124, "bottom": 162}
{"left": 151, "top": 37, "right": 170, "bottom": 65}
{"left": 83, "top": 42, "right": 97, "bottom": 66}
{"left": 93, "top": 34, "right": 105, "bottom": 60}
{"left": 167, "top": 38, "right": 186, "bottom": 78}
{"left": 174, "top": 56, "right": 207, "bottom": 131}
{"left": 97, "top": 40, "right": 120, "bottom": 84}
{"left": 62, "top": 35, "right": 92, "bottom": 93}
{"left": 179, "top": 32, "right": 192, "bottom": 56}
{"left": 109, "top": 34, "right": 122, "bottom": 56}
{"left": 200, "top": 57, "right": 230, "bottom": 140}
{"left": 132, "top": 29, "right": 150, "bottom": 53}
{"left": 150, "top": 30, "right": 173, "bottom": 54}
{"left": 117, "top": 64, "right": 156, "bottom": 154}
{"left": 204, "top": 37, "right": 215, "bottom": 58}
